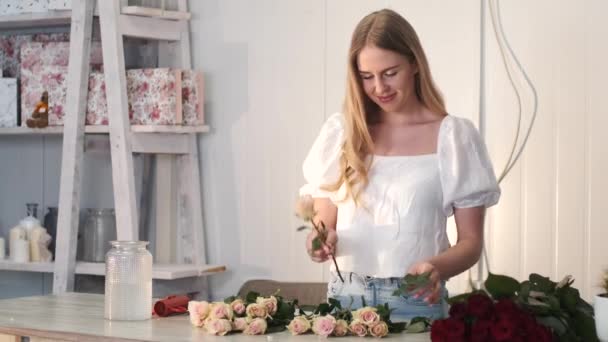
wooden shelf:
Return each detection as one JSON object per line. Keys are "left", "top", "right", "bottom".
{"left": 0, "top": 6, "right": 189, "bottom": 31}
{"left": 0, "top": 260, "right": 225, "bottom": 280}
{"left": 0, "top": 10, "right": 72, "bottom": 30}
{"left": 0, "top": 125, "right": 210, "bottom": 135}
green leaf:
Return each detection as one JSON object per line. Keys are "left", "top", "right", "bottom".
{"left": 529, "top": 273, "right": 556, "bottom": 293}
{"left": 311, "top": 237, "right": 322, "bottom": 251}
{"left": 376, "top": 304, "right": 390, "bottom": 321}
{"left": 406, "top": 316, "right": 431, "bottom": 333}
{"left": 387, "top": 322, "right": 407, "bottom": 333}
{"left": 328, "top": 297, "right": 342, "bottom": 310}
{"left": 314, "top": 303, "right": 331, "bottom": 315}
{"left": 245, "top": 291, "right": 260, "bottom": 304}
{"left": 361, "top": 295, "right": 367, "bottom": 308}
{"left": 274, "top": 301, "right": 296, "bottom": 321}
{"left": 406, "top": 321, "right": 427, "bottom": 333}
{"left": 536, "top": 316, "right": 568, "bottom": 336}
{"left": 265, "top": 324, "right": 286, "bottom": 334}
{"left": 223, "top": 295, "right": 237, "bottom": 304}
{"left": 485, "top": 272, "right": 520, "bottom": 299}
{"left": 571, "top": 308, "right": 599, "bottom": 342}
{"left": 393, "top": 272, "right": 432, "bottom": 296}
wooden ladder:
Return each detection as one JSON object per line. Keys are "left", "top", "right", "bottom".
{"left": 53, "top": 0, "right": 208, "bottom": 293}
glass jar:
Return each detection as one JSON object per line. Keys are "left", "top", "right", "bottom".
{"left": 82, "top": 209, "right": 116, "bottom": 262}
{"left": 104, "top": 241, "right": 152, "bottom": 321}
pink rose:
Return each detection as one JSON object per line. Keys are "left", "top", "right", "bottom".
{"left": 287, "top": 316, "right": 311, "bottom": 335}
{"left": 209, "top": 302, "right": 234, "bottom": 320}
{"left": 312, "top": 315, "right": 337, "bottom": 337}
{"left": 232, "top": 317, "right": 248, "bottom": 331}
{"left": 256, "top": 296, "right": 278, "bottom": 315}
{"left": 333, "top": 319, "right": 349, "bottom": 337}
{"left": 349, "top": 319, "right": 368, "bottom": 337}
{"left": 188, "top": 300, "right": 210, "bottom": 327}
{"left": 353, "top": 307, "right": 380, "bottom": 325}
{"left": 230, "top": 299, "right": 246, "bottom": 316}
{"left": 204, "top": 318, "right": 232, "bottom": 336}
{"left": 369, "top": 321, "right": 389, "bottom": 338}
{"left": 244, "top": 318, "right": 267, "bottom": 335}
{"left": 246, "top": 303, "right": 268, "bottom": 318}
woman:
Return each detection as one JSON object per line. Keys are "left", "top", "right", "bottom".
{"left": 300, "top": 8, "right": 500, "bottom": 320}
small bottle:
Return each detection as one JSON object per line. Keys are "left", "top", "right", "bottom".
{"left": 104, "top": 241, "right": 153, "bottom": 321}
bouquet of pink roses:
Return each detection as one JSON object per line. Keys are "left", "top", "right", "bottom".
{"left": 188, "top": 291, "right": 297, "bottom": 336}
{"left": 286, "top": 297, "right": 426, "bottom": 338}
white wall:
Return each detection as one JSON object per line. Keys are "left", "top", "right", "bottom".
{"left": 484, "top": 0, "right": 608, "bottom": 300}
{"left": 189, "top": 0, "right": 481, "bottom": 300}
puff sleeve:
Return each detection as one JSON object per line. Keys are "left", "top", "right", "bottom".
{"left": 438, "top": 116, "right": 501, "bottom": 216}
{"left": 299, "top": 113, "right": 345, "bottom": 199}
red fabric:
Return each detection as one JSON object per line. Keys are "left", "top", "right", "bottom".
{"left": 153, "top": 295, "right": 190, "bottom": 317}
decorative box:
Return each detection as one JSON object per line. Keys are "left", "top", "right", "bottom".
{"left": 20, "top": 41, "right": 103, "bottom": 71}
{"left": 126, "top": 68, "right": 182, "bottom": 125}
{"left": 0, "top": 33, "right": 70, "bottom": 78}
{"left": 21, "top": 64, "right": 68, "bottom": 126}
{"left": 86, "top": 72, "right": 108, "bottom": 125}
{"left": 181, "top": 70, "right": 205, "bottom": 126}
{"left": 48, "top": 0, "right": 71, "bottom": 10}
{"left": 0, "top": 78, "right": 18, "bottom": 127}
{"left": 20, "top": 41, "right": 103, "bottom": 125}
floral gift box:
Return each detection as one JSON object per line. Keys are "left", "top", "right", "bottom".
{"left": 0, "top": 33, "right": 73, "bottom": 78}
{"left": 182, "top": 70, "right": 205, "bottom": 125}
{"left": 126, "top": 68, "right": 183, "bottom": 125}
{"left": 85, "top": 72, "right": 108, "bottom": 125}
{"left": 20, "top": 41, "right": 103, "bottom": 125}
{"left": 0, "top": 78, "right": 18, "bottom": 128}
{"left": 21, "top": 64, "right": 68, "bottom": 126}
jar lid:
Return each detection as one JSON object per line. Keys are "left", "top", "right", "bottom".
{"left": 109, "top": 241, "right": 149, "bottom": 248}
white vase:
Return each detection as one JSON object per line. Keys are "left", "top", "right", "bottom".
{"left": 597, "top": 294, "right": 608, "bottom": 342}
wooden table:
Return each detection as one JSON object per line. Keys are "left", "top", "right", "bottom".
{"left": 0, "top": 293, "right": 431, "bottom": 341}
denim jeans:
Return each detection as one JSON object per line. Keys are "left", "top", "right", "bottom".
{"left": 327, "top": 271, "right": 448, "bottom": 322}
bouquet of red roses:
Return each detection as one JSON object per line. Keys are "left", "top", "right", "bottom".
{"left": 431, "top": 293, "right": 553, "bottom": 342}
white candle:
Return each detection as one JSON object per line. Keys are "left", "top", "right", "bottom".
{"left": 9, "top": 226, "right": 26, "bottom": 261}
{"left": 30, "top": 227, "right": 42, "bottom": 262}
{"left": 0, "top": 237, "right": 5, "bottom": 260}
{"left": 12, "top": 239, "right": 29, "bottom": 263}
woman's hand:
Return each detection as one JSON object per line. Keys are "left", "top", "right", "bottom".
{"left": 407, "top": 261, "right": 442, "bottom": 304}
{"left": 306, "top": 228, "right": 337, "bottom": 263}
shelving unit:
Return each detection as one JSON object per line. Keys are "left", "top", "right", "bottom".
{"left": 0, "top": 0, "right": 223, "bottom": 297}
{"left": 0, "top": 10, "right": 72, "bottom": 29}
{"left": 0, "top": 125, "right": 210, "bottom": 135}
{"left": 0, "top": 260, "right": 225, "bottom": 280}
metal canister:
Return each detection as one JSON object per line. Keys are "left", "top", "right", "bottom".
{"left": 81, "top": 208, "right": 117, "bottom": 262}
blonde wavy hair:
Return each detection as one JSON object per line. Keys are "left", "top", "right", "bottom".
{"left": 326, "top": 9, "right": 447, "bottom": 205}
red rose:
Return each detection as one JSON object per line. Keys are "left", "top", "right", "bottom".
{"left": 431, "top": 318, "right": 466, "bottom": 342}
{"left": 519, "top": 313, "right": 539, "bottom": 335}
{"left": 448, "top": 302, "right": 467, "bottom": 320}
{"left": 470, "top": 319, "right": 492, "bottom": 342}
{"left": 495, "top": 298, "right": 518, "bottom": 315}
{"left": 430, "top": 319, "right": 448, "bottom": 341}
{"left": 467, "top": 294, "right": 495, "bottom": 319}
{"left": 491, "top": 317, "right": 517, "bottom": 341}
{"left": 444, "top": 317, "right": 466, "bottom": 339}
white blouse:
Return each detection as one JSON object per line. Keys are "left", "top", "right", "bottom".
{"left": 300, "top": 113, "right": 501, "bottom": 278}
